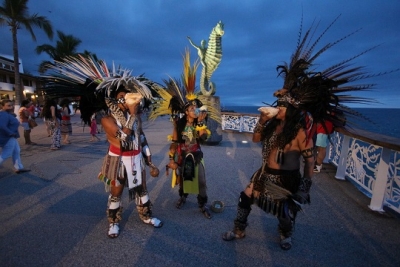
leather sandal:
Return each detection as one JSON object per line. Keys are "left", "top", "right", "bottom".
{"left": 108, "top": 223, "right": 119, "bottom": 238}
{"left": 143, "top": 217, "right": 163, "bottom": 228}
{"left": 176, "top": 197, "right": 186, "bottom": 209}
{"left": 280, "top": 236, "right": 292, "bottom": 250}
{"left": 201, "top": 206, "right": 212, "bottom": 219}
{"left": 222, "top": 230, "right": 245, "bottom": 241}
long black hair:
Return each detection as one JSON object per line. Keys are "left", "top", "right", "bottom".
{"left": 42, "top": 98, "right": 57, "bottom": 120}
{"left": 59, "top": 98, "right": 71, "bottom": 115}
{"left": 263, "top": 104, "right": 304, "bottom": 149}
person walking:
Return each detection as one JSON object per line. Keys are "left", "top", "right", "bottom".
{"left": 59, "top": 98, "right": 72, "bottom": 144}
{"left": 0, "top": 100, "right": 30, "bottom": 174}
{"left": 89, "top": 113, "right": 100, "bottom": 142}
{"left": 314, "top": 120, "right": 334, "bottom": 173}
{"left": 42, "top": 98, "right": 61, "bottom": 150}
{"left": 18, "top": 99, "right": 36, "bottom": 145}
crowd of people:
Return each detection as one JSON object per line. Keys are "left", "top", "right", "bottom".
{"left": 0, "top": 97, "right": 99, "bottom": 152}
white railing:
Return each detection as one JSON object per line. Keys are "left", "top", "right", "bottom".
{"left": 221, "top": 112, "right": 400, "bottom": 215}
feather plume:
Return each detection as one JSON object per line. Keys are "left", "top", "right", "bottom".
{"left": 149, "top": 48, "right": 220, "bottom": 123}
{"left": 182, "top": 48, "right": 200, "bottom": 101}
{"left": 40, "top": 55, "right": 155, "bottom": 124}
{"left": 274, "top": 15, "right": 399, "bottom": 131}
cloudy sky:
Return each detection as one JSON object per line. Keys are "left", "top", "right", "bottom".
{"left": 1, "top": 0, "right": 399, "bottom": 108}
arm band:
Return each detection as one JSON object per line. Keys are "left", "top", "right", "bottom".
{"left": 115, "top": 129, "right": 128, "bottom": 141}
{"left": 301, "top": 148, "right": 314, "bottom": 158}
{"left": 120, "top": 140, "right": 138, "bottom": 151}
{"left": 143, "top": 145, "right": 151, "bottom": 157}
{"left": 253, "top": 122, "right": 266, "bottom": 134}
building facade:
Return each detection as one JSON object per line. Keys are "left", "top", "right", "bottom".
{"left": 0, "top": 54, "right": 43, "bottom": 105}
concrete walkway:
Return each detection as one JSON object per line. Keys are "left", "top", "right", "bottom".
{"left": 0, "top": 113, "right": 399, "bottom": 267}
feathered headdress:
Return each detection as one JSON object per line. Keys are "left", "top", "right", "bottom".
{"left": 149, "top": 48, "right": 221, "bottom": 123}
{"left": 273, "top": 15, "right": 398, "bottom": 132}
{"left": 40, "top": 54, "right": 153, "bottom": 124}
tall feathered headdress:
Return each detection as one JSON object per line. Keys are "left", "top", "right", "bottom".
{"left": 273, "top": 14, "right": 398, "bottom": 132}
{"left": 149, "top": 48, "right": 221, "bottom": 123}
{"left": 40, "top": 54, "right": 153, "bottom": 124}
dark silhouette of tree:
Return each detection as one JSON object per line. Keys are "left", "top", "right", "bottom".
{"left": 36, "top": 30, "right": 82, "bottom": 73}
{"left": 0, "top": 0, "right": 53, "bottom": 111}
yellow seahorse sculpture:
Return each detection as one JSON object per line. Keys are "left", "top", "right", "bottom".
{"left": 187, "top": 21, "right": 224, "bottom": 96}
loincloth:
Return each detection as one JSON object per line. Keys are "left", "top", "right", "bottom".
{"left": 251, "top": 166, "right": 301, "bottom": 217}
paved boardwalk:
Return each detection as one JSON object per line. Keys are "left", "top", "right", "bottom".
{"left": 1, "top": 113, "right": 399, "bottom": 267}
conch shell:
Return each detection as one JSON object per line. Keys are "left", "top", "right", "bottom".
{"left": 258, "top": 107, "right": 279, "bottom": 117}
{"left": 124, "top": 93, "right": 142, "bottom": 105}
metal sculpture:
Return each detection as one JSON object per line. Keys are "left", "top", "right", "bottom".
{"left": 187, "top": 21, "right": 224, "bottom": 96}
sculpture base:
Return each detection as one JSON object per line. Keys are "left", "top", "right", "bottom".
{"left": 203, "top": 96, "right": 222, "bottom": 146}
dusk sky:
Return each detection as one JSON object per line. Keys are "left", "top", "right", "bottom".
{"left": 1, "top": 0, "right": 399, "bottom": 108}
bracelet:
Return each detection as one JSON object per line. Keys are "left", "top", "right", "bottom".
{"left": 254, "top": 121, "right": 267, "bottom": 134}
{"left": 256, "top": 121, "right": 267, "bottom": 127}
{"left": 253, "top": 124, "right": 263, "bottom": 134}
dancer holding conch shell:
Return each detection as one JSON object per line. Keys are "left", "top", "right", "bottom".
{"left": 258, "top": 107, "right": 279, "bottom": 118}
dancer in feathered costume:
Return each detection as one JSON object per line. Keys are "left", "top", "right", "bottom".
{"left": 41, "top": 55, "right": 163, "bottom": 238}
{"left": 222, "top": 15, "right": 397, "bottom": 250}
{"left": 149, "top": 49, "right": 219, "bottom": 219}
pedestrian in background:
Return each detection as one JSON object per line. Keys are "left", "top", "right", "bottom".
{"left": 18, "top": 99, "right": 36, "bottom": 145}
{"left": 314, "top": 120, "right": 334, "bottom": 173}
{"left": 90, "top": 113, "right": 100, "bottom": 142}
{"left": 60, "top": 98, "right": 72, "bottom": 144}
{"left": 42, "top": 98, "right": 61, "bottom": 150}
{"left": 0, "top": 99, "right": 31, "bottom": 174}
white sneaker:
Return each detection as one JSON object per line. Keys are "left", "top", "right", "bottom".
{"left": 143, "top": 217, "right": 163, "bottom": 228}
{"left": 313, "top": 164, "right": 322, "bottom": 173}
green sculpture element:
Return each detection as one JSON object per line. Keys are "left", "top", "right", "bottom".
{"left": 187, "top": 21, "right": 224, "bottom": 96}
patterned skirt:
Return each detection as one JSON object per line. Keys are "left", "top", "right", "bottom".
{"left": 251, "top": 166, "right": 301, "bottom": 217}
{"left": 60, "top": 119, "right": 72, "bottom": 135}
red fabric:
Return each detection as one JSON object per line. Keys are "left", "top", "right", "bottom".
{"left": 90, "top": 120, "right": 97, "bottom": 135}
{"left": 19, "top": 107, "right": 29, "bottom": 122}
{"left": 61, "top": 116, "right": 70, "bottom": 120}
{"left": 109, "top": 144, "right": 140, "bottom": 156}
{"left": 28, "top": 105, "right": 35, "bottom": 114}
{"left": 176, "top": 143, "right": 200, "bottom": 164}
{"left": 317, "top": 120, "right": 334, "bottom": 134}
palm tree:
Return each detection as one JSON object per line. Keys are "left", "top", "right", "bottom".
{"left": 82, "top": 50, "right": 99, "bottom": 62}
{"left": 0, "top": 0, "right": 53, "bottom": 111}
{"left": 36, "top": 30, "right": 82, "bottom": 73}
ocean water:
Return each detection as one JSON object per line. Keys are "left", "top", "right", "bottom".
{"left": 222, "top": 106, "right": 400, "bottom": 139}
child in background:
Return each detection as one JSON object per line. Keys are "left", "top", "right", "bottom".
{"left": 90, "top": 114, "right": 101, "bottom": 142}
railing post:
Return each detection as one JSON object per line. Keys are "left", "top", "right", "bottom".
{"left": 239, "top": 116, "right": 243, "bottom": 133}
{"left": 368, "top": 147, "right": 391, "bottom": 212}
{"left": 335, "top": 135, "right": 350, "bottom": 180}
